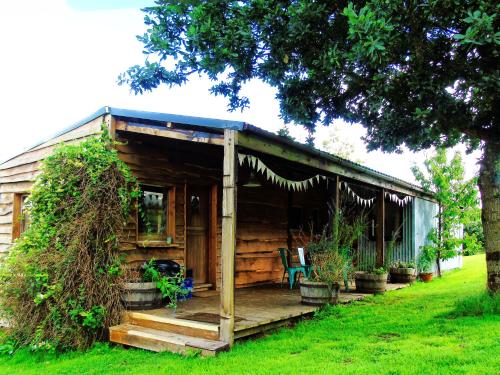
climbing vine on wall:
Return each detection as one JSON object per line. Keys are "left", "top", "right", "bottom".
{"left": 0, "top": 129, "right": 139, "bottom": 352}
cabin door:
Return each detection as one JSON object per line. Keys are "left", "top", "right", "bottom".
{"left": 186, "top": 185, "right": 210, "bottom": 285}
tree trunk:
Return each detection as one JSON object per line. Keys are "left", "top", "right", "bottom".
{"left": 436, "top": 251, "right": 442, "bottom": 277}
{"left": 478, "top": 139, "right": 500, "bottom": 294}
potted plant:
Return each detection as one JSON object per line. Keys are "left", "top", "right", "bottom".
{"left": 122, "top": 259, "right": 188, "bottom": 310}
{"left": 417, "top": 247, "right": 435, "bottom": 282}
{"left": 121, "top": 267, "right": 163, "bottom": 310}
{"left": 389, "top": 261, "right": 416, "bottom": 284}
{"left": 354, "top": 266, "right": 388, "bottom": 294}
{"left": 300, "top": 232, "right": 344, "bottom": 306}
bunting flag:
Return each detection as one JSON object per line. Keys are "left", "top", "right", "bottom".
{"left": 238, "top": 153, "right": 326, "bottom": 191}
{"left": 340, "top": 181, "right": 376, "bottom": 207}
{"left": 385, "top": 191, "right": 413, "bottom": 206}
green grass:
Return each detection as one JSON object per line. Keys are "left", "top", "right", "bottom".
{"left": 1, "top": 254, "right": 499, "bottom": 375}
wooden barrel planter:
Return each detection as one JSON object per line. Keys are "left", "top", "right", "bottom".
{"left": 122, "top": 282, "right": 163, "bottom": 310}
{"left": 389, "top": 267, "right": 416, "bottom": 284}
{"left": 300, "top": 280, "right": 339, "bottom": 306}
{"left": 354, "top": 272, "right": 388, "bottom": 294}
{"left": 419, "top": 272, "right": 433, "bottom": 282}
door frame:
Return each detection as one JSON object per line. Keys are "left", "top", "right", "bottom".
{"left": 184, "top": 182, "right": 218, "bottom": 289}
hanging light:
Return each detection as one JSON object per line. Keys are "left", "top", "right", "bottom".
{"left": 242, "top": 171, "right": 262, "bottom": 188}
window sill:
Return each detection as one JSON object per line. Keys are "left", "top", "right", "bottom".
{"left": 136, "top": 240, "right": 179, "bottom": 249}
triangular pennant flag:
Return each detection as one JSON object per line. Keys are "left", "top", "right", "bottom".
{"left": 238, "top": 153, "right": 245, "bottom": 165}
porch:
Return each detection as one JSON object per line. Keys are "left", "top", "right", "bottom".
{"left": 105, "top": 111, "right": 437, "bottom": 355}
{"left": 109, "top": 283, "right": 410, "bottom": 355}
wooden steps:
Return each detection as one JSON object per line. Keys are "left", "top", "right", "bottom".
{"left": 193, "top": 283, "right": 213, "bottom": 292}
{"left": 109, "top": 324, "right": 228, "bottom": 356}
{"left": 124, "top": 311, "right": 220, "bottom": 340}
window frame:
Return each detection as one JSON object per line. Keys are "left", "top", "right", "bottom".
{"left": 137, "top": 184, "right": 176, "bottom": 243}
{"left": 12, "top": 192, "right": 30, "bottom": 241}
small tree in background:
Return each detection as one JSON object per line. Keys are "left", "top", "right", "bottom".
{"left": 412, "top": 148, "right": 480, "bottom": 276}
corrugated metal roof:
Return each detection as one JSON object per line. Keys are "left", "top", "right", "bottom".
{"left": 0, "top": 106, "right": 430, "bottom": 196}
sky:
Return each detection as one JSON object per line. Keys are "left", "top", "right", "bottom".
{"left": 0, "top": 1, "right": 481, "bottom": 184}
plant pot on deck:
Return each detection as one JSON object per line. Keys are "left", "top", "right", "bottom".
{"left": 300, "top": 279, "right": 340, "bottom": 306}
{"left": 122, "top": 282, "right": 163, "bottom": 310}
{"left": 354, "top": 272, "right": 388, "bottom": 294}
{"left": 389, "top": 267, "right": 416, "bottom": 284}
{"left": 419, "top": 272, "right": 433, "bottom": 282}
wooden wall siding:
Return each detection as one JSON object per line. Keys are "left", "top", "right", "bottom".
{"left": 0, "top": 116, "right": 104, "bottom": 258}
{"left": 234, "top": 186, "right": 288, "bottom": 288}
{"left": 115, "top": 133, "right": 223, "bottom": 270}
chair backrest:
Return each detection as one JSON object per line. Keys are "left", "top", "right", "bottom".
{"left": 297, "top": 247, "right": 306, "bottom": 267}
{"left": 278, "top": 248, "right": 289, "bottom": 269}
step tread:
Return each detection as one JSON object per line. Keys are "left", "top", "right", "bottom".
{"left": 126, "top": 311, "right": 219, "bottom": 331}
{"left": 110, "top": 323, "right": 228, "bottom": 353}
{"left": 193, "top": 283, "right": 212, "bottom": 291}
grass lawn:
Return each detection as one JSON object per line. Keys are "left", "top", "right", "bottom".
{"left": 1, "top": 254, "right": 498, "bottom": 375}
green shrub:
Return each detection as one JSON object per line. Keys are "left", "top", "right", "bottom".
{"left": 462, "top": 232, "right": 483, "bottom": 256}
{"left": 450, "top": 292, "right": 500, "bottom": 317}
{"left": 0, "top": 130, "right": 138, "bottom": 352}
{"left": 141, "top": 260, "right": 188, "bottom": 310}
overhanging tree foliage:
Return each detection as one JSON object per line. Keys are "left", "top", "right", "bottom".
{"left": 120, "top": 0, "right": 499, "bottom": 292}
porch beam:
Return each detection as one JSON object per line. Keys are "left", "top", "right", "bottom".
{"left": 220, "top": 129, "right": 238, "bottom": 346}
{"left": 238, "top": 132, "right": 433, "bottom": 200}
{"left": 376, "top": 189, "right": 385, "bottom": 267}
{"left": 115, "top": 120, "right": 224, "bottom": 145}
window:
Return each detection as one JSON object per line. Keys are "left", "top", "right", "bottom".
{"left": 12, "top": 193, "right": 30, "bottom": 240}
{"left": 138, "top": 185, "right": 175, "bottom": 241}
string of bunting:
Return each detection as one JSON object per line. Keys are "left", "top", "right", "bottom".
{"left": 385, "top": 191, "right": 413, "bottom": 206}
{"left": 238, "top": 153, "right": 326, "bottom": 191}
{"left": 238, "top": 153, "right": 413, "bottom": 207}
{"left": 340, "top": 181, "right": 376, "bottom": 208}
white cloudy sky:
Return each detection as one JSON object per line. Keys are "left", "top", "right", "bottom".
{"left": 0, "top": 0, "right": 481, "bottom": 184}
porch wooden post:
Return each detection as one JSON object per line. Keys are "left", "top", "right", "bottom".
{"left": 104, "top": 113, "right": 116, "bottom": 141}
{"left": 332, "top": 175, "right": 340, "bottom": 251}
{"left": 208, "top": 184, "right": 218, "bottom": 287}
{"left": 376, "top": 188, "right": 385, "bottom": 267}
{"left": 220, "top": 129, "right": 238, "bottom": 346}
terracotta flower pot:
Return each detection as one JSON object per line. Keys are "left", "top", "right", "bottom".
{"left": 355, "top": 271, "right": 388, "bottom": 294}
{"left": 419, "top": 272, "right": 433, "bottom": 282}
{"left": 390, "top": 267, "right": 416, "bottom": 284}
{"left": 300, "top": 279, "right": 340, "bottom": 306}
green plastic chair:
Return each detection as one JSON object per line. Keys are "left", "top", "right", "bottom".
{"left": 297, "top": 247, "right": 312, "bottom": 279}
{"left": 278, "top": 248, "right": 308, "bottom": 289}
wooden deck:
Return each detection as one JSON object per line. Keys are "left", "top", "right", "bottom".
{"left": 110, "top": 282, "right": 410, "bottom": 355}
{"left": 136, "top": 285, "right": 318, "bottom": 339}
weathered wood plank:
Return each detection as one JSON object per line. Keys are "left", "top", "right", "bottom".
{"left": 0, "top": 214, "right": 13, "bottom": 225}
{"left": 115, "top": 121, "right": 224, "bottom": 146}
{"left": 0, "top": 182, "right": 33, "bottom": 193}
{"left": 0, "top": 162, "right": 40, "bottom": 178}
{"left": 220, "top": 129, "right": 237, "bottom": 346}
{"left": 29, "top": 117, "right": 103, "bottom": 152}
{"left": 0, "top": 170, "right": 41, "bottom": 184}
{"left": 209, "top": 183, "right": 218, "bottom": 288}
{"left": 0, "top": 224, "right": 12, "bottom": 234}
{"left": 0, "top": 234, "right": 13, "bottom": 245}
{"left": 0, "top": 244, "right": 11, "bottom": 253}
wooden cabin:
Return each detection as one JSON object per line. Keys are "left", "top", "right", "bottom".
{"left": 0, "top": 106, "right": 453, "bottom": 355}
